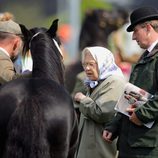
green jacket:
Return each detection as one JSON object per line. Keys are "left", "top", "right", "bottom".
{"left": 75, "top": 75, "right": 126, "bottom": 158}
{"left": 106, "top": 44, "right": 158, "bottom": 158}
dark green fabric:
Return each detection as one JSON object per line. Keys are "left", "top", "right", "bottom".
{"left": 105, "top": 44, "right": 158, "bottom": 158}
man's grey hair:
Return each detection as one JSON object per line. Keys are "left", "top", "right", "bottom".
{"left": 140, "top": 20, "right": 158, "bottom": 32}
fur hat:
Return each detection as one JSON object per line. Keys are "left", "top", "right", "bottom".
{"left": 0, "top": 20, "right": 22, "bottom": 35}
{"left": 127, "top": 6, "right": 158, "bottom": 32}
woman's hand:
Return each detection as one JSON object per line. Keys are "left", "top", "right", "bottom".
{"left": 74, "top": 92, "right": 86, "bottom": 103}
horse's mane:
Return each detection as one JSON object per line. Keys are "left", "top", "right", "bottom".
{"left": 4, "top": 95, "right": 50, "bottom": 158}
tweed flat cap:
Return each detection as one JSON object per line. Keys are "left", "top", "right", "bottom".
{"left": 0, "top": 20, "right": 22, "bottom": 35}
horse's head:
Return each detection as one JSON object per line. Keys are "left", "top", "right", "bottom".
{"left": 20, "top": 19, "right": 61, "bottom": 56}
{"left": 20, "top": 19, "right": 65, "bottom": 85}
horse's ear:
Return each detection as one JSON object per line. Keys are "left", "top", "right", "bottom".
{"left": 19, "top": 24, "right": 32, "bottom": 55}
{"left": 19, "top": 24, "right": 32, "bottom": 43}
{"left": 47, "top": 19, "right": 59, "bottom": 38}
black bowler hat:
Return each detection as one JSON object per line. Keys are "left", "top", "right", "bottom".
{"left": 127, "top": 6, "right": 158, "bottom": 32}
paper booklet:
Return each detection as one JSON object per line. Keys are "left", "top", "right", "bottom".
{"left": 115, "top": 82, "right": 154, "bottom": 128}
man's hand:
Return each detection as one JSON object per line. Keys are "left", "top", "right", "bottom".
{"left": 102, "top": 130, "right": 113, "bottom": 143}
{"left": 126, "top": 105, "right": 142, "bottom": 126}
{"left": 129, "top": 112, "right": 142, "bottom": 126}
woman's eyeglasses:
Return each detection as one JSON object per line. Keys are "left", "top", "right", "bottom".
{"left": 82, "top": 62, "right": 97, "bottom": 69}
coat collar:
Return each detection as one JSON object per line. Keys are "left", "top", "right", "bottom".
{"left": 147, "top": 43, "right": 158, "bottom": 57}
{"left": 138, "top": 44, "right": 158, "bottom": 64}
{"left": 0, "top": 47, "right": 10, "bottom": 57}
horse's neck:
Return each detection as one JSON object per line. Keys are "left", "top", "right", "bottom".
{"left": 32, "top": 68, "right": 56, "bottom": 81}
{"left": 32, "top": 64, "right": 64, "bottom": 85}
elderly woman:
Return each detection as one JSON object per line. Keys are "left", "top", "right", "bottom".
{"left": 74, "top": 46, "right": 126, "bottom": 158}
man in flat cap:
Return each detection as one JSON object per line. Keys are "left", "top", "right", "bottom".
{"left": 103, "top": 6, "right": 158, "bottom": 158}
{"left": 0, "top": 20, "right": 24, "bottom": 85}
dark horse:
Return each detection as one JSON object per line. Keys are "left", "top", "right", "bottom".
{"left": 0, "top": 20, "right": 78, "bottom": 158}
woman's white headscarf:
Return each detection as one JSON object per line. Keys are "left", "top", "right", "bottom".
{"left": 82, "top": 46, "right": 124, "bottom": 88}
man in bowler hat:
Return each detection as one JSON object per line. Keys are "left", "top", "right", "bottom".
{"left": 0, "top": 20, "right": 24, "bottom": 85}
{"left": 103, "top": 6, "right": 158, "bottom": 158}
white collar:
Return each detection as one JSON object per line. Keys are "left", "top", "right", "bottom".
{"left": 147, "top": 39, "right": 158, "bottom": 52}
{"left": 0, "top": 47, "right": 10, "bottom": 57}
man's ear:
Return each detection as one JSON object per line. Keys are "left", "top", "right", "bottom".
{"left": 9, "top": 37, "right": 21, "bottom": 61}
{"left": 146, "top": 23, "right": 152, "bottom": 32}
